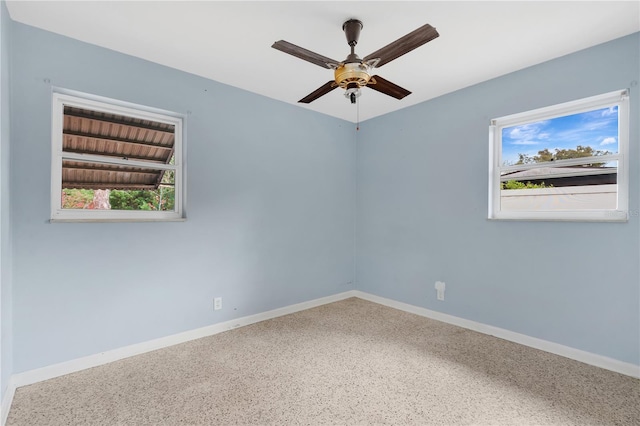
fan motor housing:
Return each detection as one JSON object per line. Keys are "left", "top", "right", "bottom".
{"left": 334, "top": 62, "right": 371, "bottom": 89}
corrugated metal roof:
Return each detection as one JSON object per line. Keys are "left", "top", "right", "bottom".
{"left": 500, "top": 166, "right": 616, "bottom": 182}
{"left": 62, "top": 106, "right": 175, "bottom": 190}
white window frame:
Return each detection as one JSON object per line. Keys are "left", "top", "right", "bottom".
{"left": 51, "top": 90, "right": 186, "bottom": 222}
{"left": 489, "top": 89, "right": 629, "bottom": 222}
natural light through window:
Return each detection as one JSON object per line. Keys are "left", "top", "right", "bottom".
{"left": 51, "top": 91, "right": 185, "bottom": 222}
{"left": 489, "top": 90, "right": 629, "bottom": 221}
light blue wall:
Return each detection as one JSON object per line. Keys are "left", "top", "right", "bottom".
{"left": 0, "top": 0, "right": 13, "bottom": 400}
{"left": 10, "top": 23, "right": 356, "bottom": 373}
{"left": 356, "top": 33, "right": 640, "bottom": 365}
{"left": 6, "top": 16, "right": 639, "bottom": 376}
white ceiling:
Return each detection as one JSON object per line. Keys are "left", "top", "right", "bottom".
{"left": 6, "top": 1, "right": 640, "bottom": 123}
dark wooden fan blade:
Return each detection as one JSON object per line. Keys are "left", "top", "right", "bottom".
{"left": 366, "top": 75, "right": 411, "bottom": 99}
{"left": 363, "top": 24, "right": 439, "bottom": 68}
{"left": 272, "top": 40, "right": 340, "bottom": 69}
{"left": 299, "top": 81, "right": 338, "bottom": 103}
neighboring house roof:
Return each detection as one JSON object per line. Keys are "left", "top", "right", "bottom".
{"left": 500, "top": 166, "right": 616, "bottom": 182}
{"left": 62, "top": 106, "right": 175, "bottom": 190}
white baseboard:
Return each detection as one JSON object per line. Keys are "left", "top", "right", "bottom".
{"left": 353, "top": 290, "right": 640, "bottom": 379}
{"left": 1, "top": 377, "right": 16, "bottom": 426}
{"left": 11, "top": 290, "right": 357, "bottom": 389}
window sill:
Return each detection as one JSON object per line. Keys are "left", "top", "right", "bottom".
{"left": 50, "top": 217, "right": 187, "bottom": 223}
{"left": 488, "top": 211, "right": 628, "bottom": 222}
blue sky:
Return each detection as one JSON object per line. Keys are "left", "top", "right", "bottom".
{"left": 501, "top": 106, "right": 618, "bottom": 165}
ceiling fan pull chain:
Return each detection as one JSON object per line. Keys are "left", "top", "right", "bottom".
{"left": 356, "top": 98, "right": 360, "bottom": 131}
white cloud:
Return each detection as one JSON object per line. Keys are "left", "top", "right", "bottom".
{"left": 506, "top": 121, "right": 548, "bottom": 145}
{"left": 600, "top": 137, "right": 617, "bottom": 145}
{"left": 601, "top": 106, "right": 617, "bottom": 117}
{"left": 512, "top": 140, "right": 540, "bottom": 145}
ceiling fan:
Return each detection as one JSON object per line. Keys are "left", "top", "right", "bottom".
{"left": 272, "top": 19, "right": 439, "bottom": 104}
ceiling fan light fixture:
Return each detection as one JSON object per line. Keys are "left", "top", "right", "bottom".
{"left": 344, "top": 86, "right": 361, "bottom": 104}
{"left": 334, "top": 62, "right": 372, "bottom": 89}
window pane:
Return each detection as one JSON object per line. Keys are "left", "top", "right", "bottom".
{"left": 61, "top": 161, "right": 176, "bottom": 211}
{"left": 52, "top": 92, "right": 183, "bottom": 221}
{"left": 62, "top": 106, "right": 175, "bottom": 165}
{"left": 501, "top": 106, "right": 618, "bottom": 166}
{"left": 500, "top": 162, "right": 617, "bottom": 211}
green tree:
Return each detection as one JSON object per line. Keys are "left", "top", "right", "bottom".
{"left": 108, "top": 179, "right": 174, "bottom": 211}
{"left": 62, "top": 189, "right": 94, "bottom": 209}
{"left": 516, "top": 145, "right": 611, "bottom": 166}
{"left": 156, "top": 169, "right": 175, "bottom": 211}
{"left": 109, "top": 190, "right": 157, "bottom": 210}
{"left": 501, "top": 180, "right": 552, "bottom": 190}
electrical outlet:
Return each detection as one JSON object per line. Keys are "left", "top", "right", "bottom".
{"left": 214, "top": 297, "right": 222, "bottom": 311}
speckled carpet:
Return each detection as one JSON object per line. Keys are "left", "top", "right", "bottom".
{"left": 7, "top": 297, "right": 640, "bottom": 425}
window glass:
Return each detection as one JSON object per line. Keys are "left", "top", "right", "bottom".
{"left": 501, "top": 106, "right": 619, "bottom": 166}
{"left": 51, "top": 91, "right": 184, "bottom": 222}
{"left": 489, "top": 90, "right": 628, "bottom": 221}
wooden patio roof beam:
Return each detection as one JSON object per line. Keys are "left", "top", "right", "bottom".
{"left": 62, "top": 183, "right": 160, "bottom": 190}
{"left": 62, "top": 165, "right": 164, "bottom": 175}
{"left": 62, "top": 148, "right": 167, "bottom": 164}
{"left": 64, "top": 109, "right": 176, "bottom": 134}
{"left": 63, "top": 130, "right": 174, "bottom": 151}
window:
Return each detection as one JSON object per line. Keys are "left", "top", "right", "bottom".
{"left": 489, "top": 90, "right": 629, "bottom": 221}
{"left": 51, "top": 91, "right": 185, "bottom": 222}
